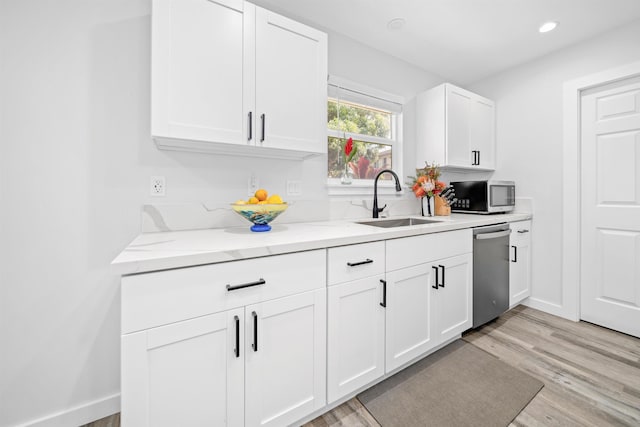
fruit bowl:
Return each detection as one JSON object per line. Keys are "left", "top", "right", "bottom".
{"left": 231, "top": 203, "right": 288, "bottom": 232}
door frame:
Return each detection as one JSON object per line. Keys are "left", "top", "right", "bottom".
{"left": 562, "top": 60, "right": 640, "bottom": 321}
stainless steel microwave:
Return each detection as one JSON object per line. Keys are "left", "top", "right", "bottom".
{"left": 449, "top": 180, "right": 515, "bottom": 214}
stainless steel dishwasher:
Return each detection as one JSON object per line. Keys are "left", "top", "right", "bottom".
{"left": 472, "top": 223, "right": 511, "bottom": 328}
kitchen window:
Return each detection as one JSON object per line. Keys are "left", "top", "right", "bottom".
{"left": 327, "top": 77, "right": 404, "bottom": 194}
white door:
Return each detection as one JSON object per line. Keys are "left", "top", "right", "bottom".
{"left": 121, "top": 309, "right": 244, "bottom": 427}
{"left": 245, "top": 289, "right": 326, "bottom": 427}
{"left": 151, "top": 0, "right": 254, "bottom": 145}
{"left": 446, "top": 84, "right": 472, "bottom": 167}
{"left": 470, "top": 97, "right": 496, "bottom": 169}
{"left": 255, "top": 6, "right": 327, "bottom": 153}
{"left": 327, "top": 277, "right": 385, "bottom": 403}
{"left": 580, "top": 76, "right": 640, "bottom": 338}
{"left": 385, "top": 264, "right": 434, "bottom": 373}
{"left": 432, "top": 253, "right": 473, "bottom": 344}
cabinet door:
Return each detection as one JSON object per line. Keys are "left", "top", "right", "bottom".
{"left": 245, "top": 288, "right": 326, "bottom": 427}
{"left": 151, "top": 0, "right": 254, "bottom": 145}
{"left": 255, "top": 7, "right": 327, "bottom": 153}
{"left": 327, "top": 277, "right": 385, "bottom": 403}
{"left": 385, "top": 264, "right": 434, "bottom": 373}
{"left": 510, "top": 223, "right": 532, "bottom": 306}
{"left": 121, "top": 309, "right": 244, "bottom": 427}
{"left": 432, "top": 253, "right": 473, "bottom": 344}
{"left": 445, "top": 84, "right": 472, "bottom": 167}
{"left": 470, "top": 97, "right": 496, "bottom": 169}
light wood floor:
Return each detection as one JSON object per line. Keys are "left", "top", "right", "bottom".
{"left": 85, "top": 306, "right": 640, "bottom": 427}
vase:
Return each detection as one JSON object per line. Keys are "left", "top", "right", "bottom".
{"left": 340, "top": 163, "right": 352, "bottom": 185}
{"left": 421, "top": 196, "right": 433, "bottom": 216}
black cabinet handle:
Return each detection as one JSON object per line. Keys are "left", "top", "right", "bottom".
{"left": 260, "top": 114, "right": 265, "bottom": 142}
{"left": 511, "top": 245, "right": 518, "bottom": 262}
{"left": 432, "top": 266, "right": 439, "bottom": 289}
{"left": 252, "top": 311, "right": 258, "bottom": 352}
{"left": 347, "top": 259, "right": 373, "bottom": 267}
{"left": 247, "top": 112, "right": 252, "bottom": 141}
{"left": 477, "top": 150, "right": 481, "bottom": 165}
{"left": 226, "top": 278, "right": 266, "bottom": 292}
{"left": 380, "top": 279, "right": 387, "bottom": 307}
{"left": 234, "top": 315, "right": 240, "bottom": 358}
{"left": 439, "top": 265, "right": 445, "bottom": 288}
{"left": 517, "top": 229, "right": 529, "bottom": 234}
{"left": 471, "top": 150, "right": 477, "bottom": 165}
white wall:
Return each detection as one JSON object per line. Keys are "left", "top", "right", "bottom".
{"left": 0, "top": 1, "right": 440, "bottom": 425}
{"left": 469, "top": 19, "right": 640, "bottom": 318}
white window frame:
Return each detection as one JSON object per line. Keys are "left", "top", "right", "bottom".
{"left": 326, "top": 76, "right": 405, "bottom": 196}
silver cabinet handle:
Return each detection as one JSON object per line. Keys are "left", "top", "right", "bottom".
{"left": 475, "top": 229, "right": 512, "bottom": 240}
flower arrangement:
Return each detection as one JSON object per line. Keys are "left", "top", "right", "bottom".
{"left": 343, "top": 137, "right": 357, "bottom": 165}
{"left": 408, "top": 162, "right": 446, "bottom": 198}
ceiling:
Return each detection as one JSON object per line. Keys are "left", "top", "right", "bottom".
{"left": 250, "top": 0, "right": 640, "bottom": 84}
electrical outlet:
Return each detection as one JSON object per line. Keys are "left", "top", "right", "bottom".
{"left": 286, "top": 180, "right": 302, "bottom": 196}
{"left": 150, "top": 176, "right": 165, "bottom": 196}
{"left": 248, "top": 173, "right": 259, "bottom": 196}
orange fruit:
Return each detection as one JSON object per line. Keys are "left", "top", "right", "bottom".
{"left": 267, "top": 194, "right": 283, "bottom": 204}
{"left": 248, "top": 196, "right": 259, "bottom": 204}
{"left": 257, "top": 200, "right": 268, "bottom": 204}
{"left": 254, "top": 189, "right": 268, "bottom": 201}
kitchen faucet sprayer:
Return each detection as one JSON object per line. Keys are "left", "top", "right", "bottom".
{"left": 372, "top": 169, "right": 402, "bottom": 218}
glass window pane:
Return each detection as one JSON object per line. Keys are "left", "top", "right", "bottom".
{"left": 328, "top": 99, "right": 392, "bottom": 139}
{"left": 328, "top": 137, "right": 393, "bottom": 180}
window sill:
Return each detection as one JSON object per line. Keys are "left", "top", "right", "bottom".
{"left": 327, "top": 179, "right": 406, "bottom": 196}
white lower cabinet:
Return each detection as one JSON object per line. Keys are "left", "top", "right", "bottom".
{"left": 385, "top": 230, "right": 473, "bottom": 373}
{"left": 430, "top": 253, "right": 473, "bottom": 344}
{"left": 326, "top": 230, "right": 473, "bottom": 403}
{"left": 510, "top": 220, "right": 532, "bottom": 306}
{"left": 385, "top": 264, "right": 435, "bottom": 372}
{"left": 245, "top": 289, "right": 326, "bottom": 427}
{"left": 122, "top": 309, "right": 245, "bottom": 427}
{"left": 121, "top": 250, "right": 326, "bottom": 427}
{"left": 327, "top": 276, "right": 386, "bottom": 403}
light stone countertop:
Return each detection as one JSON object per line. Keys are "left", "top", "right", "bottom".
{"left": 112, "top": 213, "right": 532, "bottom": 276}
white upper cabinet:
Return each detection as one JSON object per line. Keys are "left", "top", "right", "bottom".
{"left": 255, "top": 8, "right": 327, "bottom": 153}
{"left": 416, "top": 83, "right": 496, "bottom": 171}
{"left": 151, "top": 0, "right": 327, "bottom": 159}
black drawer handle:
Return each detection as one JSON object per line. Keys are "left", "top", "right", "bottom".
{"left": 252, "top": 311, "right": 258, "bottom": 352}
{"left": 517, "top": 229, "right": 530, "bottom": 234}
{"left": 512, "top": 245, "right": 518, "bottom": 262}
{"left": 439, "top": 265, "right": 445, "bottom": 288}
{"left": 347, "top": 259, "right": 373, "bottom": 267}
{"left": 234, "top": 315, "right": 240, "bottom": 358}
{"left": 380, "top": 279, "right": 387, "bottom": 307}
{"left": 432, "top": 266, "right": 439, "bottom": 289}
{"left": 226, "top": 278, "right": 266, "bottom": 292}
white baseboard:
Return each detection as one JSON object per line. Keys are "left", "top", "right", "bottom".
{"left": 525, "top": 297, "right": 576, "bottom": 321}
{"left": 17, "top": 393, "right": 120, "bottom": 427}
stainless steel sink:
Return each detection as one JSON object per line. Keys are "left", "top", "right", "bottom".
{"left": 356, "top": 217, "right": 443, "bottom": 228}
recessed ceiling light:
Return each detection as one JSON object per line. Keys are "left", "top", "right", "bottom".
{"left": 387, "top": 18, "right": 406, "bottom": 31}
{"left": 539, "top": 21, "right": 558, "bottom": 33}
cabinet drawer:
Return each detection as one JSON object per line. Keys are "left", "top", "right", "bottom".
{"left": 386, "top": 229, "right": 472, "bottom": 271}
{"left": 122, "top": 249, "right": 326, "bottom": 333}
{"left": 327, "top": 241, "right": 385, "bottom": 285}
{"left": 510, "top": 220, "right": 532, "bottom": 243}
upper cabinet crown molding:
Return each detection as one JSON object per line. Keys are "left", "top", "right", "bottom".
{"left": 151, "top": 0, "right": 328, "bottom": 160}
{"left": 416, "top": 83, "right": 496, "bottom": 171}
